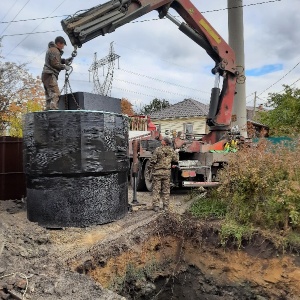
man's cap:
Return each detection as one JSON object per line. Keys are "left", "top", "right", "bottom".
{"left": 55, "top": 36, "right": 67, "bottom": 45}
{"left": 163, "top": 136, "right": 172, "bottom": 146}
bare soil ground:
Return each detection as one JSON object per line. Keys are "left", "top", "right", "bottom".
{"left": 0, "top": 188, "right": 300, "bottom": 300}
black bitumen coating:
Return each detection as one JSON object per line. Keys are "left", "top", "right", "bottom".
{"left": 58, "top": 92, "right": 121, "bottom": 113}
{"left": 23, "top": 110, "right": 129, "bottom": 228}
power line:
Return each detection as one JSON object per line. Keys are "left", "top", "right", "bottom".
{"left": 118, "top": 68, "right": 209, "bottom": 94}
{"left": 276, "top": 77, "right": 300, "bottom": 93}
{"left": 0, "top": 15, "right": 68, "bottom": 24}
{"left": 15, "top": 62, "right": 208, "bottom": 95}
{"left": 291, "top": 77, "right": 300, "bottom": 87}
{"left": 113, "top": 77, "right": 207, "bottom": 101}
{"left": 0, "top": 0, "right": 31, "bottom": 36}
{"left": 6, "top": 0, "right": 68, "bottom": 56}
{"left": 130, "top": 0, "right": 283, "bottom": 23}
{"left": 0, "top": 0, "right": 19, "bottom": 22}
{"left": 1, "top": 0, "right": 283, "bottom": 30}
{"left": 3, "top": 30, "right": 62, "bottom": 37}
{"left": 77, "top": 66, "right": 208, "bottom": 96}
{"left": 257, "top": 61, "right": 300, "bottom": 96}
{"left": 57, "top": 74, "right": 207, "bottom": 102}
{"left": 199, "top": 0, "right": 282, "bottom": 14}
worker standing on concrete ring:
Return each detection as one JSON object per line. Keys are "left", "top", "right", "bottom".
{"left": 42, "top": 36, "right": 72, "bottom": 110}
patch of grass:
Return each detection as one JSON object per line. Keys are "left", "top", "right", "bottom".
{"left": 189, "top": 194, "right": 227, "bottom": 219}
{"left": 285, "top": 231, "right": 300, "bottom": 251}
{"left": 109, "top": 258, "right": 160, "bottom": 293}
{"left": 220, "top": 220, "right": 254, "bottom": 249}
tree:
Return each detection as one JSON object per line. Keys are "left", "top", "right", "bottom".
{"left": 121, "top": 98, "right": 134, "bottom": 115}
{"left": 258, "top": 85, "right": 300, "bottom": 136}
{"left": 0, "top": 61, "right": 45, "bottom": 136}
{"left": 140, "top": 98, "right": 170, "bottom": 115}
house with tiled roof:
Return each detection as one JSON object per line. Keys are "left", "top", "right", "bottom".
{"left": 149, "top": 98, "right": 269, "bottom": 138}
{"left": 149, "top": 98, "right": 209, "bottom": 137}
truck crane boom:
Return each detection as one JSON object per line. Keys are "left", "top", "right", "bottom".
{"left": 62, "top": 0, "right": 239, "bottom": 144}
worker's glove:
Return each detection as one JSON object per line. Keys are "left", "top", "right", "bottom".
{"left": 65, "top": 57, "right": 73, "bottom": 65}
{"left": 175, "top": 149, "right": 180, "bottom": 153}
{"left": 65, "top": 65, "right": 71, "bottom": 71}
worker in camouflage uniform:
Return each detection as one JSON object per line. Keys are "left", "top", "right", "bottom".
{"left": 149, "top": 136, "right": 179, "bottom": 212}
{"left": 42, "top": 36, "right": 72, "bottom": 110}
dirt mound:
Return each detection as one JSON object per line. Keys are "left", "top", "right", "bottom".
{"left": 1, "top": 198, "right": 300, "bottom": 300}
{"left": 0, "top": 199, "right": 125, "bottom": 300}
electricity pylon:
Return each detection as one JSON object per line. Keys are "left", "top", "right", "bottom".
{"left": 88, "top": 42, "right": 120, "bottom": 96}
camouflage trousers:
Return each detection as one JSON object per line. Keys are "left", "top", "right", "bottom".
{"left": 152, "top": 174, "right": 170, "bottom": 208}
{"left": 42, "top": 73, "right": 60, "bottom": 110}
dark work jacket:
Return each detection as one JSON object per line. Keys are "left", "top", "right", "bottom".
{"left": 42, "top": 41, "right": 66, "bottom": 78}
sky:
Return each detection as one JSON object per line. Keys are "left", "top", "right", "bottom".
{"left": 0, "top": 0, "right": 299, "bottom": 112}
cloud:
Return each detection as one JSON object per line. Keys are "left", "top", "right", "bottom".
{"left": 246, "top": 64, "right": 283, "bottom": 77}
{"left": 0, "top": 0, "right": 299, "bottom": 108}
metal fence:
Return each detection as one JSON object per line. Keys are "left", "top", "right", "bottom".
{"left": 0, "top": 136, "right": 26, "bottom": 200}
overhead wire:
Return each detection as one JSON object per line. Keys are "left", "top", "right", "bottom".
{"left": 132, "top": 0, "right": 283, "bottom": 22}
{"left": 0, "top": 15, "right": 68, "bottom": 24}
{"left": 19, "top": 62, "right": 208, "bottom": 96}
{"left": 0, "top": 0, "right": 19, "bottom": 22}
{"left": 57, "top": 72, "right": 208, "bottom": 102}
{"left": 275, "top": 77, "right": 300, "bottom": 94}
{"left": 0, "top": 0, "right": 31, "bottom": 36}
{"left": 1, "top": 0, "right": 284, "bottom": 35}
{"left": 61, "top": 77, "right": 186, "bottom": 103}
{"left": 3, "top": 30, "right": 62, "bottom": 37}
{"left": 290, "top": 77, "right": 300, "bottom": 87}
{"left": 0, "top": 0, "right": 283, "bottom": 25}
{"left": 113, "top": 77, "right": 207, "bottom": 101}
{"left": 118, "top": 68, "right": 209, "bottom": 93}
{"left": 1, "top": 0, "right": 289, "bottom": 103}
{"left": 6, "top": 0, "right": 69, "bottom": 56}
{"left": 257, "top": 61, "right": 300, "bottom": 96}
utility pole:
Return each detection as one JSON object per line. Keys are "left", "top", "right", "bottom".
{"left": 253, "top": 91, "right": 257, "bottom": 118}
{"left": 227, "top": 0, "right": 248, "bottom": 137}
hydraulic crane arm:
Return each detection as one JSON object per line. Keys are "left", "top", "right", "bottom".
{"left": 62, "top": 0, "right": 238, "bottom": 143}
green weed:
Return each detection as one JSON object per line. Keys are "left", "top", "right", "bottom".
{"left": 220, "top": 220, "right": 253, "bottom": 249}
{"left": 189, "top": 191, "right": 227, "bottom": 219}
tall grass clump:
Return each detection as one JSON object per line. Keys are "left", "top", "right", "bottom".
{"left": 211, "top": 140, "right": 300, "bottom": 231}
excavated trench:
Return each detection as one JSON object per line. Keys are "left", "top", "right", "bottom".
{"left": 68, "top": 213, "right": 300, "bottom": 300}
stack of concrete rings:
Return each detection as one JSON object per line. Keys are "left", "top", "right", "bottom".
{"left": 23, "top": 110, "right": 129, "bottom": 228}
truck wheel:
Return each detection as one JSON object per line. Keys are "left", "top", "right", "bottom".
{"left": 144, "top": 160, "right": 153, "bottom": 192}
{"left": 130, "top": 161, "right": 146, "bottom": 191}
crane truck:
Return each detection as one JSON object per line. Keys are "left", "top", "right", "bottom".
{"left": 61, "top": 0, "right": 242, "bottom": 191}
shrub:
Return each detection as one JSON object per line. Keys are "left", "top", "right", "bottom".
{"left": 191, "top": 139, "right": 300, "bottom": 233}
{"left": 214, "top": 140, "right": 300, "bottom": 231}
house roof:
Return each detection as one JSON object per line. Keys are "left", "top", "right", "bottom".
{"left": 150, "top": 98, "right": 209, "bottom": 119}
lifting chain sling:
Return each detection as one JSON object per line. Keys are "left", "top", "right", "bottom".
{"left": 60, "top": 46, "right": 81, "bottom": 110}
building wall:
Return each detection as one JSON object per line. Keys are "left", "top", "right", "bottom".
{"left": 152, "top": 116, "right": 207, "bottom": 136}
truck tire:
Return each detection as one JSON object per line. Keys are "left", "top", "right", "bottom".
{"left": 130, "top": 161, "right": 146, "bottom": 191}
{"left": 144, "top": 160, "right": 153, "bottom": 192}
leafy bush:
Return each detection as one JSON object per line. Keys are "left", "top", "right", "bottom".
{"left": 214, "top": 140, "right": 300, "bottom": 230}
{"left": 191, "top": 140, "right": 300, "bottom": 233}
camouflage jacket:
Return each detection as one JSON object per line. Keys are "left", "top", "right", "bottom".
{"left": 42, "top": 42, "right": 66, "bottom": 78}
{"left": 149, "top": 146, "right": 179, "bottom": 176}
